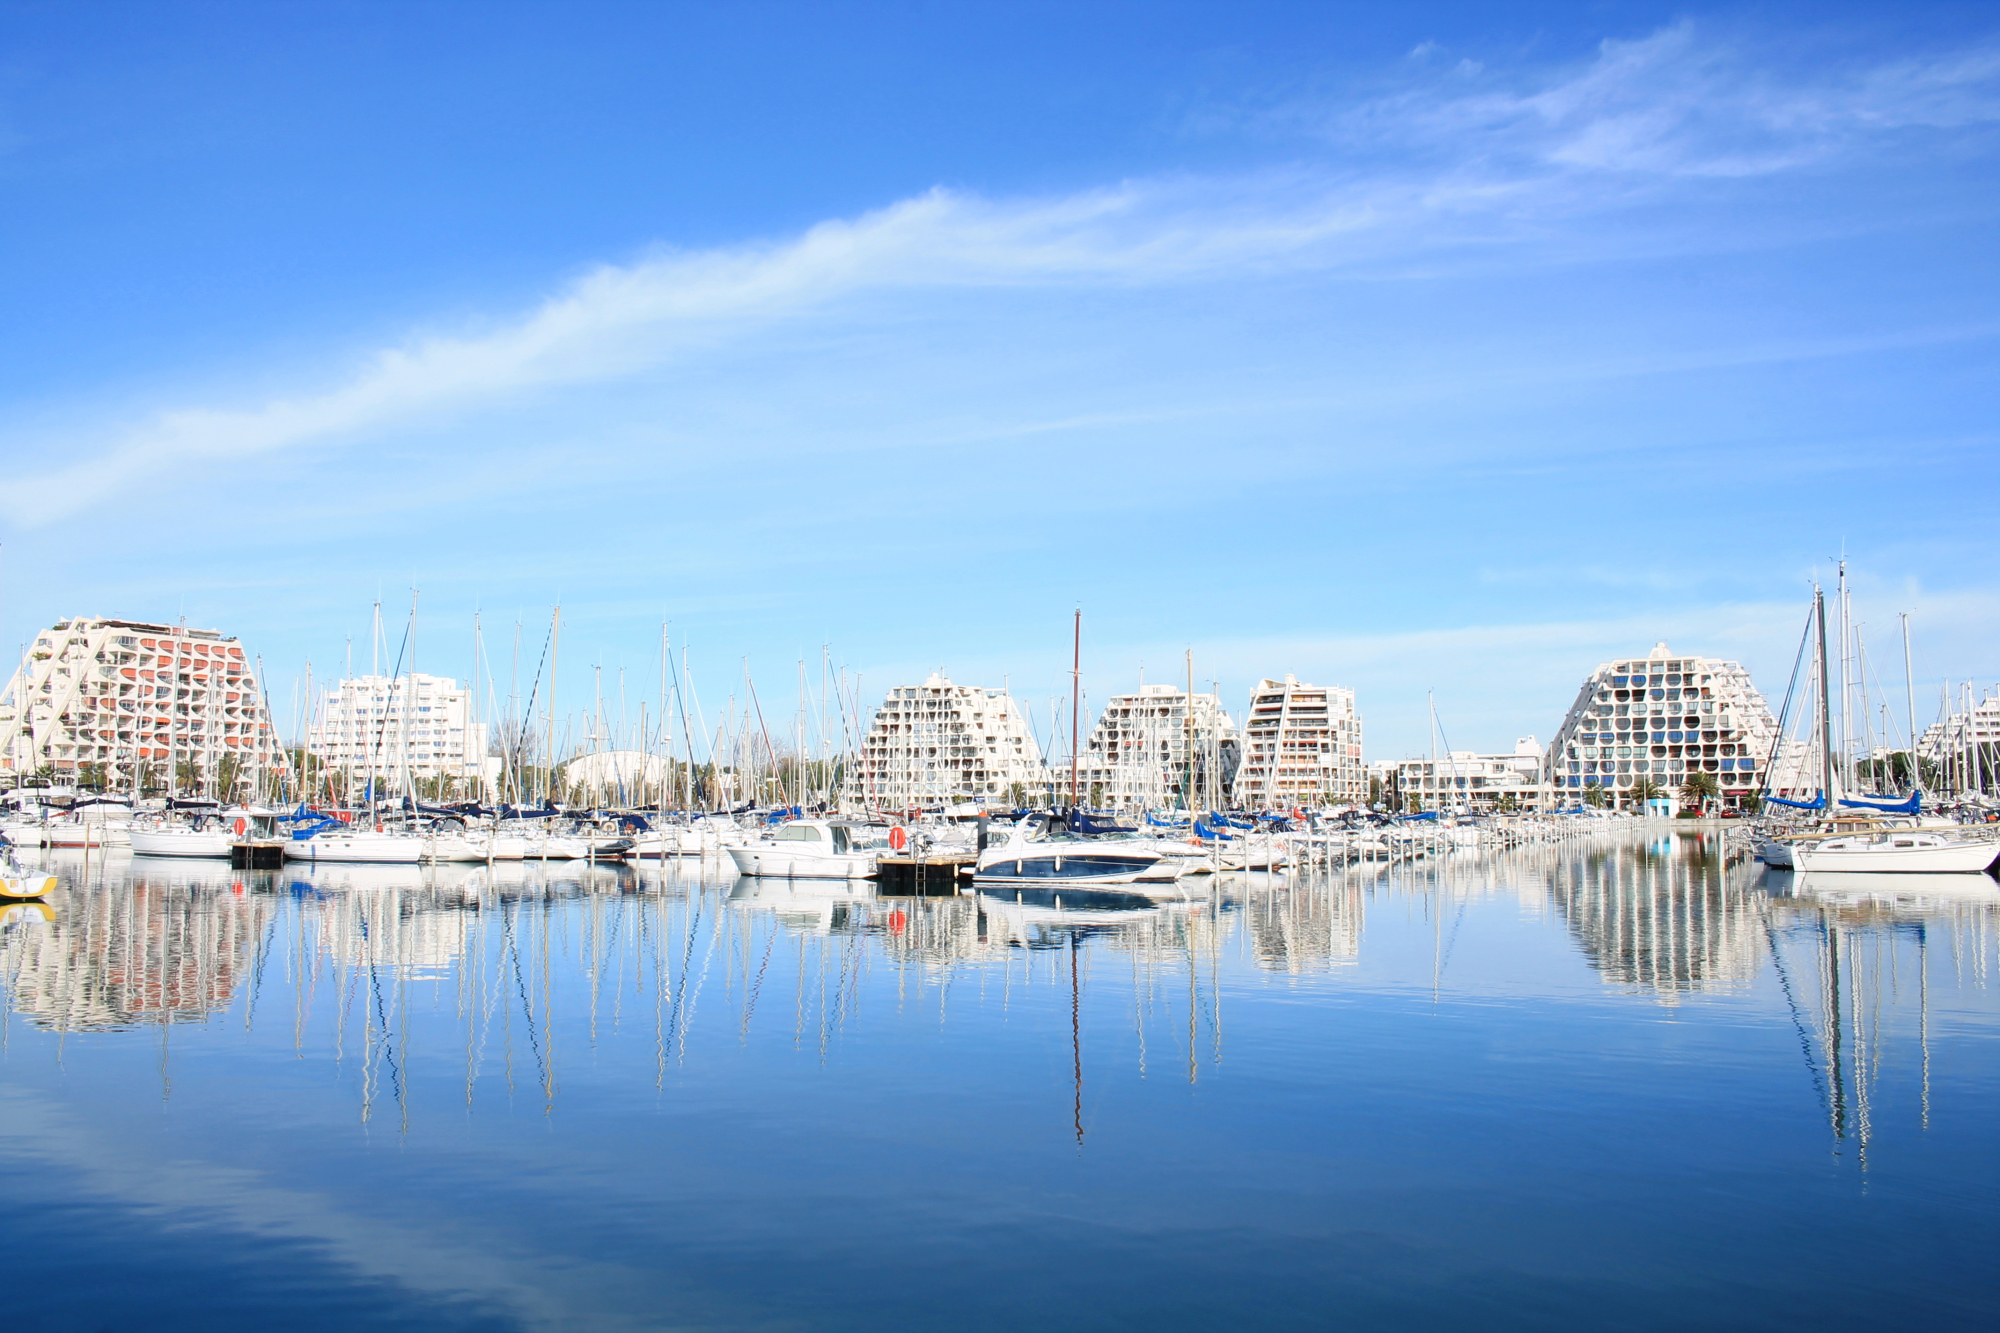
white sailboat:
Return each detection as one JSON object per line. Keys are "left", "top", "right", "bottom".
{"left": 1792, "top": 829, "right": 1999, "bottom": 874}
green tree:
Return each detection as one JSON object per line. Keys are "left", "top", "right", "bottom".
{"left": 215, "top": 753, "right": 244, "bottom": 802}
{"left": 1496, "top": 791, "right": 1519, "bottom": 813}
{"left": 1583, "top": 782, "right": 1607, "bottom": 809}
{"left": 1679, "top": 770, "right": 1720, "bottom": 811}
{"left": 1631, "top": 777, "right": 1662, "bottom": 808}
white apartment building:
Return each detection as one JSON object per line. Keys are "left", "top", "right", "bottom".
{"left": 1377, "top": 738, "right": 1547, "bottom": 812}
{"left": 1077, "top": 683, "right": 1239, "bottom": 811}
{"left": 1545, "top": 642, "right": 1809, "bottom": 810}
{"left": 0, "top": 617, "right": 282, "bottom": 796}
{"left": 1918, "top": 685, "right": 1999, "bottom": 796}
{"left": 846, "top": 674, "right": 1047, "bottom": 810}
{"left": 1232, "top": 676, "right": 1366, "bottom": 809}
{"left": 305, "top": 674, "right": 490, "bottom": 795}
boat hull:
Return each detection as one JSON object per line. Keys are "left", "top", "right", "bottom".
{"left": 727, "top": 847, "right": 877, "bottom": 879}
{"left": 129, "top": 828, "right": 235, "bottom": 858}
{"left": 973, "top": 853, "right": 1161, "bottom": 886}
{"left": 286, "top": 834, "right": 426, "bottom": 864}
{"left": 1793, "top": 836, "right": 2000, "bottom": 874}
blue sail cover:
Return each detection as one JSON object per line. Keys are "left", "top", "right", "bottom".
{"left": 1207, "top": 812, "right": 1255, "bottom": 830}
{"left": 1192, "top": 818, "right": 1234, "bottom": 841}
{"left": 1762, "top": 791, "right": 1827, "bottom": 811}
{"left": 1146, "top": 812, "right": 1190, "bottom": 828}
{"left": 1839, "top": 790, "right": 1922, "bottom": 815}
{"left": 1067, "top": 809, "right": 1137, "bottom": 836}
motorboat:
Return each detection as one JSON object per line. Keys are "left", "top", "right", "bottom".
{"left": 973, "top": 816, "right": 1164, "bottom": 887}
{"left": 728, "top": 820, "right": 885, "bottom": 879}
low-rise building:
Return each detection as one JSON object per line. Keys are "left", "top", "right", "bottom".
{"left": 1377, "top": 738, "right": 1546, "bottom": 812}
{"left": 0, "top": 616, "right": 283, "bottom": 797}
{"left": 1232, "top": 676, "right": 1365, "bottom": 809}
{"left": 845, "top": 674, "right": 1047, "bottom": 810}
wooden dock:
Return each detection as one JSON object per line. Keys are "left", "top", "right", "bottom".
{"left": 876, "top": 853, "right": 976, "bottom": 896}
{"left": 230, "top": 840, "right": 288, "bottom": 869}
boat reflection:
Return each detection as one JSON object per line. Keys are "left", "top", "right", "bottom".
{"left": 4, "top": 834, "right": 1994, "bottom": 1151}
{"left": 1763, "top": 866, "right": 2000, "bottom": 1165}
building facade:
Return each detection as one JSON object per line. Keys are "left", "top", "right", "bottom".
{"left": 1917, "top": 685, "right": 1998, "bottom": 797}
{"left": 0, "top": 617, "right": 282, "bottom": 796}
{"left": 1232, "top": 676, "right": 1366, "bottom": 809}
{"left": 1377, "top": 738, "right": 1546, "bottom": 812}
{"left": 304, "top": 674, "right": 490, "bottom": 796}
{"left": 845, "top": 674, "right": 1047, "bottom": 810}
{"left": 1544, "top": 643, "right": 1807, "bottom": 810}
{"left": 1075, "top": 684, "right": 1239, "bottom": 811}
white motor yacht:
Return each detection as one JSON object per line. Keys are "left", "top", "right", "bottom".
{"left": 973, "top": 817, "right": 1164, "bottom": 887}
{"left": 728, "top": 820, "right": 884, "bottom": 879}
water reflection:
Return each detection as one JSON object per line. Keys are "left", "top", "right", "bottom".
{"left": 1547, "top": 833, "right": 1765, "bottom": 996}
{"left": 1766, "top": 868, "right": 2000, "bottom": 1165}
{"left": 3, "top": 837, "right": 1996, "bottom": 1149}
{"left": 1, "top": 867, "right": 273, "bottom": 1031}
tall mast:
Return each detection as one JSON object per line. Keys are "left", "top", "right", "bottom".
{"left": 1901, "top": 613, "right": 1917, "bottom": 793}
{"left": 1837, "top": 560, "right": 1852, "bottom": 793}
{"left": 1815, "top": 585, "right": 1836, "bottom": 804}
{"left": 548, "top": 606, "right": 560, "bottom": 807}
{"left": 1070, "top": 609, "right": 1082, "bottom": 808}
{"left": 1186, "top": 649, "right": 1196, "bottom": 813}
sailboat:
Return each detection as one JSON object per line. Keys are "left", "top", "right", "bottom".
{"left": 1762, "top": 579, "right": 2000, "bottom": 874}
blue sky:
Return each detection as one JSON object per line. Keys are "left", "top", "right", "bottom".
{"left": 2, "top": 1, "right": 1996, "bottom": 759}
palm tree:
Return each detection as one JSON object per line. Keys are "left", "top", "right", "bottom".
{"left": 1680, "top": 769, "right": 1720, "bottom": 812}
{"left": 1631, "top": 777, "right": 1662, "bottom": 809}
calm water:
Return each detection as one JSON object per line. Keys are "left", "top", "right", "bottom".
{"left": 3, "top": 831, "right": 1996, "bottom": 1332}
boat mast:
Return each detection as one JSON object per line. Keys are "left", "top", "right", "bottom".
{"left": 1900, "top": 613, "right": 1917, "bottom": 794}
{"left": 1070, "top": 609, "right": 1081, "bottom": 808}
{"left": 1176, "top": 644, "right": 1192, "bottom": 808}
{"left": 1837, "top": 560, "right": 1852, "bottom": 794}
{"left": 1815, "top": 585, "right": 1836, "bottom": 805}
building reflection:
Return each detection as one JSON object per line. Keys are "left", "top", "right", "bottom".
{"left": 1237, "top": 873, "right": 1363, "bottom": 974}
{"left": 1546, "top": 834, "right": 1763, "bottom": 996}
{"left": 0, "top": 867, "right": 273, "bottom": 1031}
{"left": 8, "top": 842, "right": 1993, "bottom": 1149}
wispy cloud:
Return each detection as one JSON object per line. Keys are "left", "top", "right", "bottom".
{"left": 1332, "top": 21, "right": 2000, "bottom": 177}
{"left": 5, "top": 21, "right": 1995, "bottom": 526}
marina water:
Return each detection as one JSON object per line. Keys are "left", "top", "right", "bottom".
{"left": 3, "top": 830, "right": 1996, "bottom": 1330}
